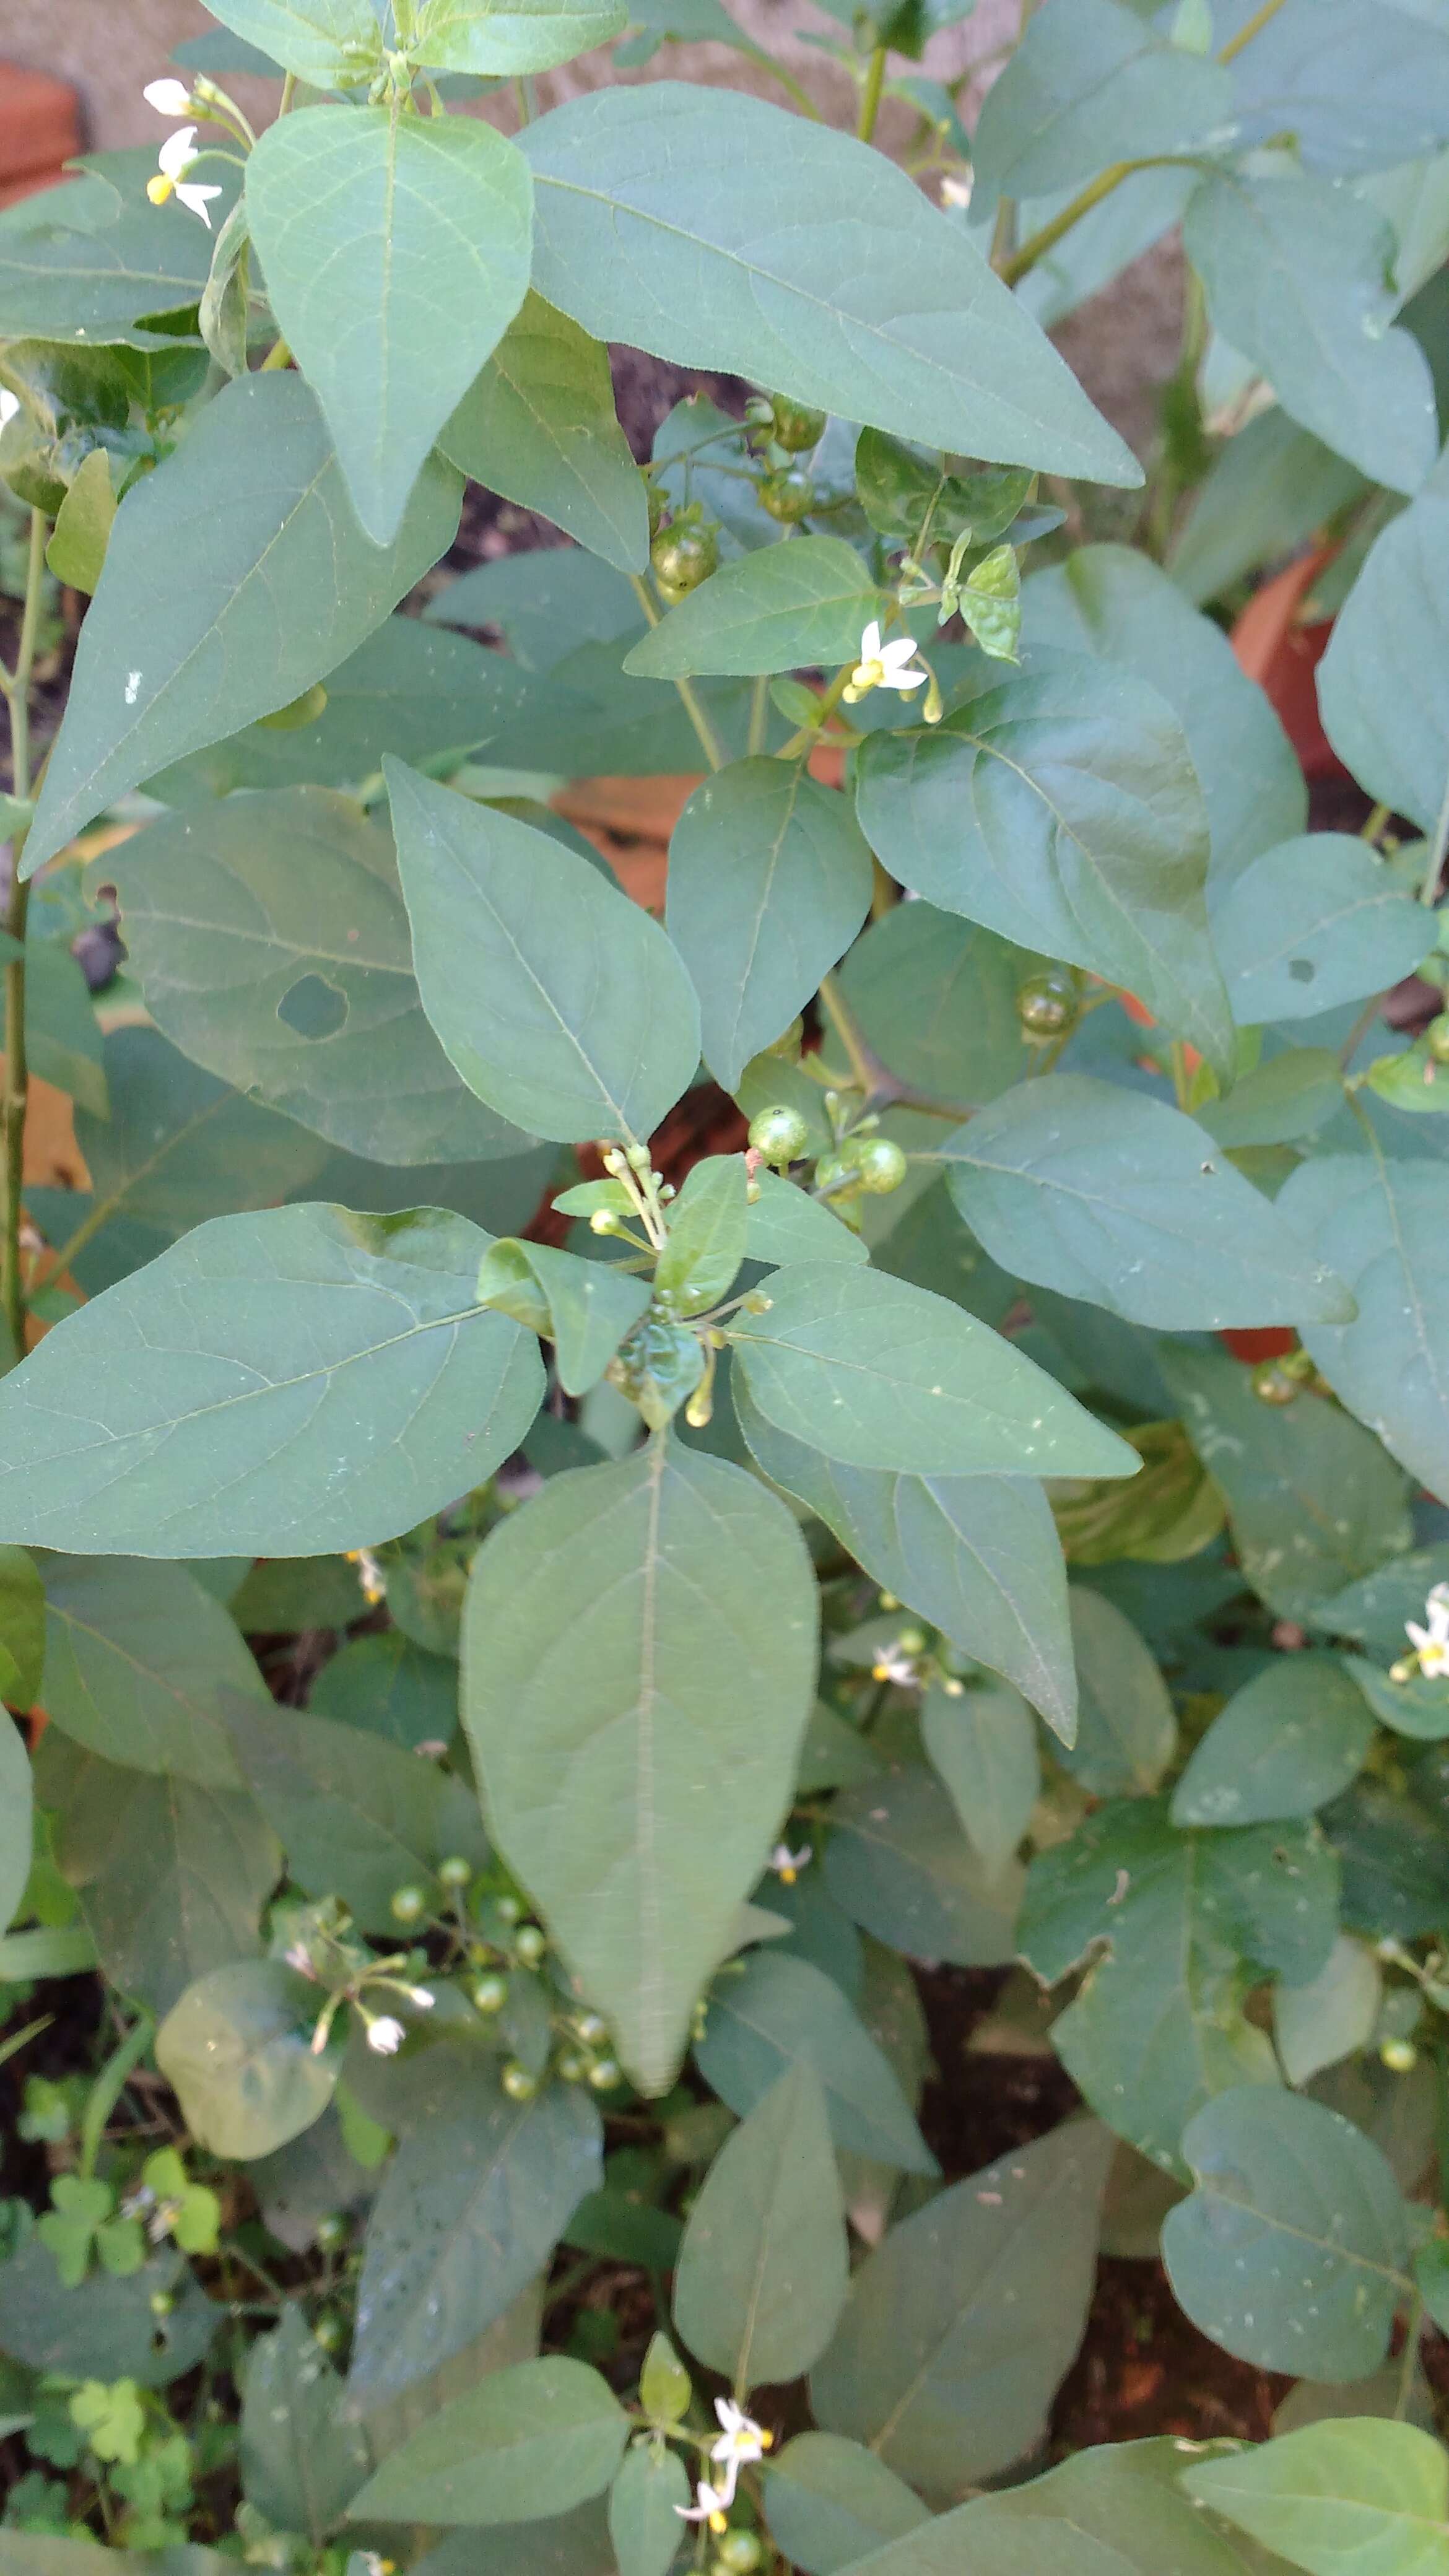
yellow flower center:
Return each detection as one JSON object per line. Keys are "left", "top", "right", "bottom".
{"left": 146, "top": 173, "right": 175, "bottom": 206}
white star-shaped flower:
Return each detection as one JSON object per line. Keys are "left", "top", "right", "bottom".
{"left": 710, "top": 2398, "right": 772, "bottom": 2500}
{"left": 366, "top": 2014, "right": 406, "bottom": 2055}
{"left": 769, "top": 1842, "right": 812, "bottom": 1885}
{"left": 146, "top": 126, "right": 222, "bottom": 227}
{"left": 1407, "top": 1582, "right": 1449, "bottom": 1679}
{"left": 842, "top": 620, "right": 928, "bottom": 704}
{"left": 143, "top": 78, "right": 194, "bottom": 116}
{"left": 676, "top": 2479, "right": 731, "bottom": 2531}
{"left": 871, "top": 1643, "right": 920, "bottom": 1687}
{"left": 0, "top": 389, "right": 18, "bottom": 432}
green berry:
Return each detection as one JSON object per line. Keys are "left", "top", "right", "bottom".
{"left": 1427, "top": 1013, "right": 1449, "bottom": 1065}
{"left": 574, "top": 2011, "right": 609, "bottom": 2047}
{"left": 494, "top": 1892, "right": 523, "bottom": 1926}
{"left": 1381, "top": 2037, "right": 1418, "bottom": 2073}
{"left": 437, "top": 1855, "right": 472, "bottom": 1891}
{"left": 718, "top": 2535, "right": 764, "bottom": 2574}
{"left": 514, "top": 1922, "right": 547, "bottom": 1967}
{"left": 748, "top": 1103, "right": 810, "bottom": 1167}
{"left": 587, "top": 2056, "right": 623, "bottom": 2092}
{"left": 149, "top": 2291, "right": 175, "bottom": 2319}
{"left": 314, "top": 2211, "right": 349, "bottom": 2251}
{"left": 556, "top": 2048, "right": 589, "bottom": 2082}
{"left": 471, "top": 1972, "right": 508, "bottom": 2015}
{"left": 313, "top": 2313, "right": 346, "bottom": 2352}
{"left": 1251, "top": 1360, "right": 1297, "bottom": 1407}
{"left": 651, "top": 518, "right": 719, "bottom": 603}
{"left": 1016, "top": 970, "right": 1079, "bottom": 1040}
{"left": 845, "top": 1134, "right": 907, "bottom": 1196}
{"left": 768, "top": 396, "right": 827, "bottom": 454}
{"left": 501, "top": 2061, "right": 538, "bottom": 2102}
{"left": 759, "top": 466, "right": 815, "bottom": 523}
{"left": 389, "top": 1883, "right": 427, "bottom": 1925}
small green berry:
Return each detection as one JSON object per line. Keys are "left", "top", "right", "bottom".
{"left": 556, "top": 2048, "right": 589, "bottom": 2082}
{"left": 748, "top": 1103, "right": 810, "bottom": 1167}
{"left": 389, "top": 1883, "right": 428, "bottom": 1925}
{"left": 759, "top": 466, "right": 815, "bottom": 523}
{"left": 313, "top": 2313, "right": 346, "bottom": 2352}
{"left": 501, "top": 2061, "right": 539, "bottom": 2102}
{"left": 1016, "top": 970, "right": 1079, "bottom": 1040}
{"left": 314, "top": 2211, "right": 349, "bottom": 2251}
{"left": 1251, "top": 1360, "right": 1298, "bottom": 1407}
{"left": 514, "top": 1923, "right": 547, "bottom": 1967}
{"left": 845, "top": 1134, "right": 907, "bottom": 1195}
{"left": 895, "top": 1627, "right": 927, "bottom": 1655}
{"left": 471, "top": 1972, "right": 508, "bottom": 2015}
{"left": 767, "top": 395, "right": 827, "bottom": 454}
{"left": 588, "top": 2056, "right": 623, "bottom": 2092}
{"left": 494, "top": 1893, "right": 523, "bottom": 1926}
{"left": 718, "top": 2535, "right": 764, "bottom": 2574}
{"left": 437, "top": 1855, "right": 472, "bottom": 1891}
{"left": 149, "top": 2291, "right": 175, "bottom": 2319}
{"left": 1427, "top": 1013, "right": 1449, "bottom": 1065}
{"left": 574, "top": 2011, "right": 609, "bottom": 2047}
{"left": 1381, "top": 2037, "right": 1418, "bottom": 2073}
{"left": 651, "top": 518, "right": 719, "bottom": 603}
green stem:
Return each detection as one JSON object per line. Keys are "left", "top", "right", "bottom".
{"left": 1338, "top": 990, "right": 1386, "bottom": 1070}
{"left": 818, "top": 972, "right": 973, "bottom": 1121}
{"left": 736, "top": 45, "right": 823, "bottom": 121}
{"left": 0, "top": 507, "right": 48, "bottom": 1375}
{"left": 1421, "top": 764, "right": 1449, "bottom": 905}
{"left": 79, "top": 2014, "right": 155, "bottom": 2183}
{"left": 1395, "top": 2291, "right": 1425, "bottom": 2421}
{"left": 1361, "top": 800, "right": 1391, "bottom": 845}
{"left": 629, "top": 573, "right": 726, "bottom": 772}
{"left": 857, "top": 43, "right": 888, "bottom": 143}
{"left": 748, "top": 673, "right": 769, "bottom": 757}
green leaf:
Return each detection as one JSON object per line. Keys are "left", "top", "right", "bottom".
{"left": 1162, "top": 1344, "right": 1413, "bottom": 1624}
{"left": 441, "top": 294, "right": 645, "bottom": 569}
{"left": 744, "top": 1172, "right": 869, "bottom": 1272}
{"left": 42, "top": 1734, "right": 280, "bottom": 2019}
{"left": 24, "top": 373, "right": 459, "bottom": 878}
{"left": 810, "top": 2118, "right": 1114, "bottom": 2493}
{"left": 734, "top": 1377, "right": 1075, "bottom": 1734}
{"left": 1196, "top": 1050, "right": 1346, "bottom": 1152}
{"left": 477, "top": 1240, "right": 652, "bottom": 1394}
{"left": 730, "top": 1260, "right": 1138, "bottom": 1480}
{"left": 349, "top": 2073, "right": 603, "bottom": 2408}
{"left": 837, "top": 900, "right": 1037, "bottom": 1110}
{"left": 246, "top": 107, "right": 532, "bottom": 544}
{"left": 1168, "top": 404, "right": 1367, "bottom": 611}
{"left": 1183, "top": 2419, "right": 1449, "bottom": 2576}
{"left": 157, "top": 1960, "right": 337, "bottom": 2159}
{"left": 608, "top": 2442, "right": 690, "bottom": 2576}
{"left": 970, "top": 2435, "right": 1274, "bottom": 2576}
{"left": 1212, "top": 837, "right": 1431, "bottom": 1025}
{"left": 1059, "top": 1586, "right": 1176, "bottom": 1796}
{"left": 25, "top": 942, "right": 107, "bottom": 1120}
{"left": 196, "top": 0, "right": 381, "bottom": 82}
{"left": 462, "top": 1435, "right": 817, "bottom": 2093}
{"left": 0, "top": 1543, "right": 44, "bottom": 1708}
{"left": 667, "top": 759, "right": 874, "bottom": 1090}
{"left": 1231, "top": 0, "right": 1449, "bottom": 177}
{"left": 106, "top": 790, "right": 531, "bottom": 1168}
{"left": 416, "top": 0, "right": 625, "bottom": 71}
{"left": 764, "top": 2434, "right": 932, "bottom": 2576}
{"left": 1318, "top": 492, "right": 1449, "bottom": 835}
{"left": 1280, "top": 1154, "right": 1449, "bottom": 1508}
{"left": 1162, "top": 2087, "right": 1411, "bottom": 2378}
{"left": 921, "top": 1676, "right": 1040, "bottom": 1872}
{"left": 38, "top": 1554, "right": 264, "bottom": 1787}
{"left": 522, "top": 88, "right": 1140, "bottom": 484}
{"left": 1019, "top": 1800, "right": 1338, "bottom": 2171}
{"left": 388, "top": 758, "right": 700, "bottom": 1146}
{"left": 45, "top": 446, "right": 115, "bottom": 594}
{"left": 627, "top": 538, "right": 885, "bottom": 680}
{"left": 347, "top": 2357, "right": 629, "bottom": 2525}
{"left": 0, "top": 155, "right": 233, "bottom": 349}
{"left": 674, "top": 2061, "right": 848, "bottom": 2388}
{"left": 310, "top": 1629, "right": 459, "bottom": 1752}
{"left": 240, "top": 2303, "right": 370, "bottom": 2545}
{"left": 1022, "top": 542, "right": 1305, "bottom": 889}
{"left": 855, "top": 654, "right": 1233, "bottom": 1078}
{"left": 1274, "top": 1936, "right": 1382, "bottom": 2089}
{"left": 695, "top": 1949, "right": 936, "bottom": 2175}
{"left": 1183, "top": 170, "right": 1438, "bottom": 495}
{"left": 0, "top": 2238, "right": 217, "bottom": 2388}
{"left": 1171, "top": 1655, "right": 1375, "bottom": 1829}
{"left": 0, "top": 1713, "right": 31, "bottom": 1934}
{"left": 972, "top": 0, "right": 1232, "bottom": 201}
{"left": 654, "top": 1155, "right": 748, "bottom": 1319}
{"left": 941, "top": 1074, "right": 1352, "bottom": 1330}
{"left": 822, "top": 1765, "right": 1021, "bottom": 1969}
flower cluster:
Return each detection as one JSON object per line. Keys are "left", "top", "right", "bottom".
{"left": 677, "top": 2400, "right": 773, "bottom": 2530}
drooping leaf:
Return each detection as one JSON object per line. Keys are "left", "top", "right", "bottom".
{"left": 920, "top": 1676, "right": 1040, "bottom": 1871}
{"left": 608, "top": 2442, "right": 691, "bottom": 2576}
{"left": 1058, "top": 1586, "right": 1176, "bottom": 1797}
{"left": 855, "top": 653, "right": 1234, "bottom": 1077}
{"left": 730, "top": 1261, "right": 1138, "bottom": 1481}
{"left": 1181, "top": 2417, "right": 1449, "bottom": 2576}
{"left": 462, "top": 1435, "right": 817, "bottom": 2093}
{"left": 1274, "top": 1936, "right": 1383, "bottom": 2089}
{"left": 823, "top": 1765, "right": 1022, "bottom": 1969}
{"left": 1019, "top": 1799, "right": 1339, "bottom": 2171}
{"left": 347, "top": 2357, "right": 629, "bottom": 2525}
{"left": 693, "top": 1949, "right": 936, "bottom": 2175}
{"left": 240, "top": 2302, "right": 370, "bottom": 2545}
{"left": 940, "top": 1075, "right": 1352, "bottom": 1330}
{"left": 0, "top": 1206, "right": 544, "bottom": 1556}
{"left": 667, "top": 758, "right": 874, "bottom": 1090}
{"left": 626, "top": 537, "right": 885, "bottom": 680}
{"left": 734, "top": 1378, "right": 1076, "bottom": 1736}
{"left": 653, "top": 1156, "right": 749, "bottom": 1316}
{"left": 1280, "top": 1154, "right": 1449, "bottom": 1507}
{"left": 415, "top": 0, "right": 627, "bottom": 76}
{"left": 1211, "top": 837, "right": 1432, "bottom": 1024}
{"left": 476, "top": 1240, "right": 652, "bottom": 1395}
{"left": 1171, "top": 1655, "right": 1375, "bottom": 1829}
{"left": 764, "top": 2434, "right": 933, "bottom": 2576}
{"left": 388, "top": 759, "right": 701, "bottom": 1146}
{"left": 674, "top": 2063, "right": 848, "bottom": 2389}
{"left": 972, "top": 0, "right": 1232, "bottom": 202}
{"left": 38, "top": 1553, "right": 265, "bottom": 1786}
{"left": 521, "top": 86, "right": 1141, "bottom": 485}
{"left": 441, "top": 294, "right": 646, "bottom": 570}
{"left": 1162, "top": 2087, "right": 1411, "bottom": 2378}
{"left": 349, "top": 2072, "right": 603, "bottom": 2408}
{"left": 23, "top": 375, "right": 461, "bottom": 879}
{"left": 156, "top": 1960, "right": 338, "bottom": 2159}
{"left": 810, "top": 2118, "right": 1114, "bottom": 2494}
{"left": 1183, "top": 169, "right": 1438, "bottom": 495}
{"left": 105, "top": 791, "right": 533, "bottom": 1167}
{"left": 1162, "top": 1344, "right": 1413, "bottom": 1624}
{"left": 1318, "top": 490, "right": 1449, "bottom": 835}
{"left": 246, "top": 107, "right": 533, "bottom": 544}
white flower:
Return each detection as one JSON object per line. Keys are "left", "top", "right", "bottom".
{"left": 366, "top": 2014, "right": 406, "bottom": 2055}
{"left": 143, "top": 77, "right": 194, "bottom": 116}
{"left": 871, "top": 1643, "right": 920, "bottom": 1687}
{"left": 407, "top": 1986, "right": 435, "bottom": 2009}
{"left": 769, "top": 1842, "right": 811, "bottom": 1885}
{"left": 146, "top": 126, "right": 222, "bottom": 228}
{"left": 284, "top": 1941, "right": 316, "bottom": 1979}
{"left": 347, "top": 1546, "right": 386, "bottom": 1605}
{"left": 676, "top": 2480, "right": 731, "bottom": 2530}
{"left": 1406, "top": 1582, "right": 1449, "bottom": 1679}
{"left": 842, "top": 620, "right": 928, "bottom": 705}
{"left": 0, "top": 389, "right": 17, "bottom": 432}
{"left": 710, "top": 2398, "right": 771, "bottom": 2500}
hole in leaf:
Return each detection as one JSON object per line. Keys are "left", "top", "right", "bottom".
{"left": 1288, "top": 957, "right": 1316, "bottom": 983}
{"left": 277, "top": 973, "right": 348, "bottom": 1040}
